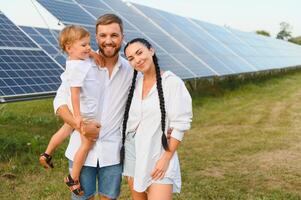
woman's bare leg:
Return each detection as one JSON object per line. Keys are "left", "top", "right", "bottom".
{"left": 147, "top": 183, "right": 172, "bottom": 200}
{"left": 127, "top": 176, "right": 147, "bottom": 200}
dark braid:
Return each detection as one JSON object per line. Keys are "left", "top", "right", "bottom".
{"left": 120, "top": 69, "right": 138, "bottom": 165}
{"left": 153, "top": 54, "right": 169, "bottom": 151}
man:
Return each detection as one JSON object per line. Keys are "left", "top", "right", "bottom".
{"left": 54, "top": 14, "right": 133, "bottom": 200}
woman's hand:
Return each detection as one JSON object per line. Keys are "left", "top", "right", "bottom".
{"left": 151, "top": 152, "right": 172, "bottom": 180}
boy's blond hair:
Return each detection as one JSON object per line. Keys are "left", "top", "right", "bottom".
{"left": 59, "top": 25, "right": 90, "bottom": 52}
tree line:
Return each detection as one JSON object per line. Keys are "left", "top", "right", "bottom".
{"left": 255, "top": 22, "right": 301, "bottom": 45}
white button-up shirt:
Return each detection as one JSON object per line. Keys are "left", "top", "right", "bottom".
{"left": 53, "top": 55, "right": 133, "bottom": 167}
{"left": 126, "top": 71, "right": 193, "bottom": 193}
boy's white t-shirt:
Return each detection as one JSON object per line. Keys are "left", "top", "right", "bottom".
{"left": 61, "top": 58, "right": 102, "bottom": 119}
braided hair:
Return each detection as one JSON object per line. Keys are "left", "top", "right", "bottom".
{"left": 120, "top": 38, "right": 168, "bottom": 165}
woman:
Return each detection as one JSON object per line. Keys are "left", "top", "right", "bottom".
{"left": 120, "top": 38, "right": 193, "bottom": 200}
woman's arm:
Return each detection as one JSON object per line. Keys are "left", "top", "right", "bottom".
{"left": 151, "top": 76, "right": 193, "bottom": 180}
{"left": 151, "top": 137, "right": 181, "bottom": 180}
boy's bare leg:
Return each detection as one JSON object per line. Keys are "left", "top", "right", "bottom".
{"left": 45, "top": 123, "right": 73, "bottom": 155}
{"left": 70, "top": 134, "right": 94, "bottom": 181}
{"left": 40, "top": 123, "right": 73, "bottom": 169}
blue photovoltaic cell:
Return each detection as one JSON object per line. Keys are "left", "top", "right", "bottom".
{"left": 0, "top": 12, "right": 64, "bottom": 102}
{"left": 21, "top": 26, "right": 66, "bottom": 67}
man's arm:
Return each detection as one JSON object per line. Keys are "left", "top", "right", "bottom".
{"left": 56, "top": 105, "right": 100, "bottom": 141}
{"left": 56, "top": 105, "right": 78, "bottom": 130}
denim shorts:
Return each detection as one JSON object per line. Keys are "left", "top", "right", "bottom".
{"left": 123, "top": 132, "right": 173, "bottom": 185}
{"left": 69, "top": 160, "right": 122, "bottom": 200}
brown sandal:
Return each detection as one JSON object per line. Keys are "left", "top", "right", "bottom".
{"left": 39, "top": 153, "right": 54, "bottom": 169}
{"left": 64, "top": 174, "right": 84, "bottom": 196}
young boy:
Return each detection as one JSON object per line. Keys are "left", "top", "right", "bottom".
{"left": 39, "top": 25, "right": 102, "bottom": 196}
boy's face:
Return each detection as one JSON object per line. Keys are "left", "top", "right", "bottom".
{"left": 67, "top": 36, "right": 91, "bottom": 60}
{"left": 96, "top": 23, "right": 123, "bottom": 58}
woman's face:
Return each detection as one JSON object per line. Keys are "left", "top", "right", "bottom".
{"left": 125, "top": 42, "right": 155, "bottom": 73}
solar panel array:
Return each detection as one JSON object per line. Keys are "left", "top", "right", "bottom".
{"left": 38, "top": 0, "right": 209, "bottom": 79}
{"left": 132, "top": 3, "right": 301, "bottom": 73}
{"left": 37, "top": 0, "right": 301, "bottom": 78}
{"left": 0, "top": 12, "right": 64, "bottom": 103}
{"left": 1, "top": 0, "right": 301, "bottom": 102}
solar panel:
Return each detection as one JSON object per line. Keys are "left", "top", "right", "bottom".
{"left": 192, "top": 19, "right": 301, "bottom": 71}
{"left": 227, "top": 28, "right": 301, "bottom": 69}
{"left": 0, "top": 12, "right": 64, "bottom": 103}
{"left": 21, "top": 26, "right": 66, "bottom": 67}
{"left": 38, "top": 0, "right": 95, "bottom": 25}
{"left": 37, "top": 0, "right": 99, "bottom": 50}
{"left": 0, "top": 13, "right": 38, "bottom": 48}
{"left": 131, "top": 4, "right": 257, "bottom": 75}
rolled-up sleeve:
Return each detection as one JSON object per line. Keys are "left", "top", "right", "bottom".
{"left": 168, "top": 78, "right": 193, "bottom": 141}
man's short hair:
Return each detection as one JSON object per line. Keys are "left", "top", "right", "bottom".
{"left": 96, "top": 14, "right": 123, "bottom": 34}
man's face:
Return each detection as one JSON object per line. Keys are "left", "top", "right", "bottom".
{"left": 96, "top": 23, "right": 123, "bottom": 58}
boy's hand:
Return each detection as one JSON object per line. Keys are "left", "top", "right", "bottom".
{"left": 89, "top": 51, "right": 105, "bottom": 67}
{"left": 74, "top": 115, "right": 83, "bottom": 130}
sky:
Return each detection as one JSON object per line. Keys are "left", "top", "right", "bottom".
{"left": 0, "top": 0, "right": 300, "bottom": 37}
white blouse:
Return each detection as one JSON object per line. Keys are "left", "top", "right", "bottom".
{"left": 126, "top": 71, "right": 193, "bottom": 193}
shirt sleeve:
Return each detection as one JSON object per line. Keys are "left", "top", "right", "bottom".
{"left": 167, "top": 77, "right": 193, "bottom": 141}
{"left": 53, "top": 73, "right": 69, "bottom": 114}
{"left": 66, "top": 62, "right": 91, "bottom": 87}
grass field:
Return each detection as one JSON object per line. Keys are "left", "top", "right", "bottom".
{"left": 2, "top": 69, "right": 301, "bottom": 199}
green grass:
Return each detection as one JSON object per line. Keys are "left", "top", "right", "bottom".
{"left": 2, "top": 70, "right": 301, "bottom": 199}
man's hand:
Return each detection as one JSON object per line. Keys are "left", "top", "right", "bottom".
{"left": 81, "top": 121, "right": 101, "bottom": 141}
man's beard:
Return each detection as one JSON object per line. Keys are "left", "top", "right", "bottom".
{"left": 98, "top": 45, "right": 121, "bottom": 58}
